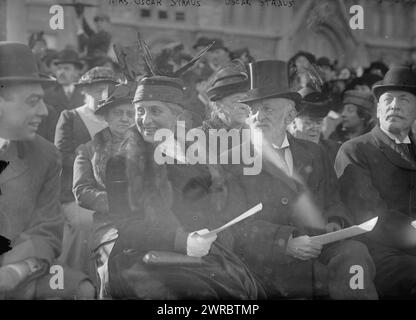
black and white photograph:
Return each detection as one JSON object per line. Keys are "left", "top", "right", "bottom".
{"left": 0, "top": 0, "right": 416, "bottom": 311}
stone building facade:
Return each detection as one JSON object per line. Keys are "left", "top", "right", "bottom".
{"left": 1, "top": 0, "right": 415, "bottom": 67}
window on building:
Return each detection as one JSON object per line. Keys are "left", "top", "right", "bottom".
{"left": 141, "top": 9, "right": 151, "bottom": 18}
{"left": 175, "top": 12, "right": 185, "bottom": 21}
{"left": 158, "top": 10, "right": 168, "bottom": 20}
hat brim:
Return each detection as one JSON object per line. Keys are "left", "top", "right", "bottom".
{"left": 75, "top": 79, "right": 119, "bottom": 88}
{"left": 95, "top": 97, "right": 132, "bottom": 116}
{"left": 372, "top": 84, "right": 416, "bottom": 100}
{"left": 239, "top": 89, "right": 302, "bottom": 110}
{"left": 0, "top": 76, "right": 56, "bottom": 84}
{"left": 207, "top": 81, "right": 248, "bottom": 101}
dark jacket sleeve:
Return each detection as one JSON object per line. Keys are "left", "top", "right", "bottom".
{"left": 335, "top": 141, "right": 416, "bottom": 255}
{"left": 317, "top": 144, "right": 353, "bottom": 227}
{"left": 1, "top": 145, "right": 64, "bottom": 266}
{"left": 54, "top": 110, "right": 77, "bottom": 203}
{"left": 223, "top": 171, "right": 297, "bottom": 266}
{"left": 73, "top": 144, "right": 108, "bottom": 213}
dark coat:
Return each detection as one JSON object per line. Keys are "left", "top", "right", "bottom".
{"left": 54, "top": 108, "right": 93, "bottom": 203}
{"left": 0, "top": 136, "right": 63, "bottom": 266}
{"left": 319, "top": 138, "right": 341, "bottom": 165}
{"left": 42, "top": 84, "right": 85, "bottom": 144}
{"left": 73, "top": 128, "right": 120, "bottom": 214}
{"left": 335, "top": 126, "right": 416, "bottom": 254}
{"left": 103, "top": 127, "right": 262, "bottom": 299}
{"left": 222, "top": 135, "right": 352, "bottom": 297}
{"left": 44, "top": 84, "right": 85, "bottom": 115}
{"left": 287, "top": 135, "right": 351, "bottom": 226}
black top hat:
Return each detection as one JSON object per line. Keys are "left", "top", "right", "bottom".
{"left": 0, "top": 41, "right": 55, "bottom": 84}
{"left": 55, "top": 49, "right": 84, "bottom": 69}
{"left": 207, "top": 60, "right": 249, "bottom": 101}
{"left": 372, "top": 65, "right": 416, "bottom": 100}
{"left": 95, "top": 82, "right": 136, "bottom": 116}
{"left": 297, "top": 87, "right": 330, "bottom": 118}
{"left": 239, "top": 60, "right": 302, "bottom": 109}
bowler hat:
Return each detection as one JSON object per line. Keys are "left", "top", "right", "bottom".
{"left": 0, "top": 41, "right": 55, "bottom": 84}
{"left": 95, "top": 82, "right": 136, "bottom": 116}
{"left": 372, "top": 65, "right": 416, "bottom": 100}
{"left": 343, "top": 90, "right": 374, "bottom": 113}
{"left": 207, "top": 60, "right": 249, "bottom": 101}
{"left": 297, "top": 87, "right": 330, "bottom": 118}
{"left": 239, "top": 60, "right": 302, "bottom": 109}
{"left": 76, "top": 66, "right": 119, "bottom": 88}
{"left": 209, "top": 39, "right": 228, "bottom": 52}
{"left": 55, "top": 49, "right": 84, "bottom": 69}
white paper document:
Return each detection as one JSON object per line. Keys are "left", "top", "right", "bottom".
{"left": 411, "top": 220, "right": 416, "bottom": 228}
{"left": 311, "top": 217, "right": 379, "bottom": 245}
{"left": 199, "top": 203, "right": 263, "bottom": 239}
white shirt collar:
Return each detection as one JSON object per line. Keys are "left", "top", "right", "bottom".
{"left": 380, "top": 127, "right": 411, "bottom": 144}
{"left": 272, "top": 134, "right": 290, "bottom": 150}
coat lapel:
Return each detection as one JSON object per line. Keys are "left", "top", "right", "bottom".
{"left": 0, "top": 142, "right": 29, "bottom": 185}
{"left": 371, "top": 126, "right": 416, "bottom": 171}
{"left": 287, "top": 134, "right": 311, "bottom": 182}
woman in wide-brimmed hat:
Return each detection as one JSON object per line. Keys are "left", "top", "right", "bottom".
{"left": 55, "top": 66, "right": 119, "bottom": 276}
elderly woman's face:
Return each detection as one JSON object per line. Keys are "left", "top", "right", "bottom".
{"left": 135, "top": 100, "right": 178, "bottom": 143}
{"left": 105, "top": 103, "right": 135, "bottom": 137}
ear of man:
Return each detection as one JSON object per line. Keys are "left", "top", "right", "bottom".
{"left": 284, "top": 105, "right": 298, "bottom": 126}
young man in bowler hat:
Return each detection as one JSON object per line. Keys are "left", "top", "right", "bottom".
{"left": 223, "top": 60, "right": 378, "bottom": 299}
{"left": 0, "top": 42, "right": 95, "bottom": 299}
{"left": 335, "top": 65, "right": 416, "bottom": 298}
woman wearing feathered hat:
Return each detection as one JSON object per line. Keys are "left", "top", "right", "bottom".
{"left": 99, "top": 38, "right": 262, "bottom": 299}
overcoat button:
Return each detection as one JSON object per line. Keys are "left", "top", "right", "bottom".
{"left": 192, "top": 215, "right": 198, "bottom": 221}
{"left": 281, "top": 197, "right": 289, "bottom": 205}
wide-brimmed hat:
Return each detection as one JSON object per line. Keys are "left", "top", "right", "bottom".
{"left": 0, "top": 41, "right": 55, "bottom": 84}
{"left": 239, "top": 60, "right": 302, "bottom": 109}
{"left": 76, "top": 66, "right": 119, "bottom": 88}
{"left": 207, "top": 60, "right": 249, "bottom": 101}
{"left": 95, "top": 82, "right": 136, "bottom": 116}
{"left": 343, "top": 90, "right": 375, "bottom": 113}
{"left": 55, "top": 49, "right": 84, "bottom": 69}
{"left": 372, "top": 65, "right": 416, "bottom": 100}
{"left": 297, "top": 87, "right": 330, "bottom": 118}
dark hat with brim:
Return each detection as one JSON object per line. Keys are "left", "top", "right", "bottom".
{"left": 207, "top": 60, "right": 249, "bottom": 101}
{"left": 55, "top": 49, "right": 84, "bottom": 69}
{"left": 372, "top": 65, "right": 416, "bottom": 100}
{"left": 0, "top": 41, "right": 56, "bottom": 84}
{"left": 95, "top": 83, "right": 136, "bottom": 116}
{"left": 76, "top": 66, "right": 119, "bottom": 88}
{"left": 343, "top": 90, "right": 375, "bottom": 113}
{"left": 297, "top": 87, "right": 330, "bottom": 118}
{"left": 239, "top": 60, "right": 301, "bottom": 109}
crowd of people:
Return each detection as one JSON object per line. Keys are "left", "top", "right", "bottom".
{"left": 1, "top": 12, "right": 416, "bottom": 299}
